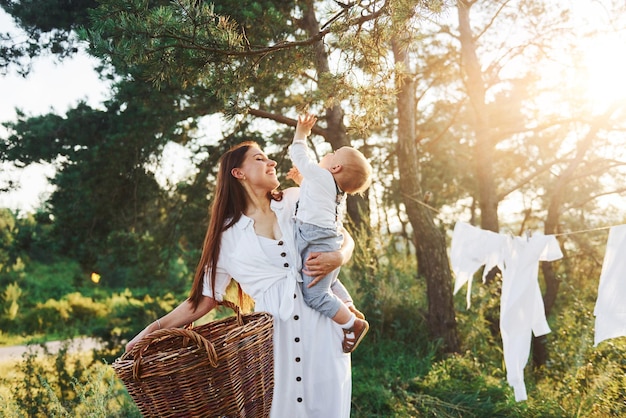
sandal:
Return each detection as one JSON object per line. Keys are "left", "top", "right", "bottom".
{"left": 342, "top": 318, "right": 369, "bottom": 353}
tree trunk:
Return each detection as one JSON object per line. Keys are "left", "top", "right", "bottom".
{"left": 300, "top": 0, "right": 366, "bottom": 229}
{"left": 393, "top": 37, "right": 460, "bottom": 354}
{"left": 533, "top": 115, "right": 607, "bottom": 366}
{"left": 457, "top": 1, "right": 499, "bottom": 232}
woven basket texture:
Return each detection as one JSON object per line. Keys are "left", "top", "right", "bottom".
{"left": 112, "top": 301, "right": 274, "bottom": 417}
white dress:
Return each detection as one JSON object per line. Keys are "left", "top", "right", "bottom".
{"left": 202, "top": 187, "right": 352, "bottom": 417}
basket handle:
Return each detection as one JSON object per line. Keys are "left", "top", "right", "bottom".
{"left": 219, "top": 299, "right": 245, "bottom": 326}
{"left": 130, "top": 327, "right": 219, "bottom": 380}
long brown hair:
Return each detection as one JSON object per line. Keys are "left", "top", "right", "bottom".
{"left": 188, "top": 141, "right": 280, "bottom": 310}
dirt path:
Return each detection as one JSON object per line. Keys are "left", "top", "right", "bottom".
{"left": 0, "top": 337, "right": 102, "bottom": 362}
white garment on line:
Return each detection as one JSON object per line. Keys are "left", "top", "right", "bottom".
{"left": 450, "top": 222, "right": 504, "bottom": 308}
{"left": 450, "top": 222, "right": 563, "bottom": 402}
{"left": 499, "top": 234, "right": 562, "bottom": 402}
{"left": 594, "top": 224, "right": 626, "bottom": 346}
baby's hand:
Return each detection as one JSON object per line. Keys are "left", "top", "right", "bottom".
{"left": 295, "top": 113, "right": 317, "bottom": 138}
{"left": 286, "top": 167, "right": 303, "bottom": 185}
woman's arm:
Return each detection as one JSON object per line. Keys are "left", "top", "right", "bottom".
{"left": 303, "top": 226, "right": 355, "bottom": 287}
{"left": 125, "top": 296, "right": 218, "bottom": 352}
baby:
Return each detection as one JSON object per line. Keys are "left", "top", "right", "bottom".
{"left": 288, "top": 113, "right": 372, "bottom": 353}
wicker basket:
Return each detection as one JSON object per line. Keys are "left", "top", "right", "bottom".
{"left": 112, "top": 301, "right": 274, "bottom": 417}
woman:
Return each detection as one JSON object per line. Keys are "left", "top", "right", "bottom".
{"left": 126, "top": 141, "right": 354, "bottom": 417}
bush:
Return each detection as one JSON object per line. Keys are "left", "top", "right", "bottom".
{"left": 406, "top": 353, "right": 529, "bottom": 417}
{"left": 91, "top": 289, "right": 184, "bottom": 362}
{"left": 18, "top": 259, "right": 84, "bottom": 305}
{"left": 21, "top": 293, "right": 109, "bottom": 337}
{"left": 0, "top": 345, "right": 140, "bottom": 417}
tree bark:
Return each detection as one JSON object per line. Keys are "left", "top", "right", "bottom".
{"left": 457, "top": 1, "right": 499, "bottom": 232}
{"left": 534, "top": 113, "right": 610, "bottom": 366}
{"left": 393, "top": 37, "right": 459, "bottom": 354}
{"left": 299, "top": 0, "right": 367, "bottom": 229}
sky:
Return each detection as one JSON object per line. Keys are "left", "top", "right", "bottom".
{"left": 0, "top": 9, "right": 111, "bottom": 213}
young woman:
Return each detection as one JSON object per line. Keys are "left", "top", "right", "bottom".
{"left": 125, "top": 141, "right": 355, "bottom": 417}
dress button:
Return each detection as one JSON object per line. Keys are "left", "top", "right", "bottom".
{"left": 295, "top": 357, "right": 301, "bottom": 362}
{"left": 281, "top": 252, "right": 287, "bottom": 257}
{"left": 297, "top": 397, "right": 303, "bottom": 403}
{"left": 284, "top": 263, "right": 289, "bottom": 268}
{"left": 295, "top": 337, "right": 300, "bottom": 343}
{"left": 294, "top": 315, "right": 299, "bottom": 320}
{"left": 278, "top": 240, "right": 284, "bottom": 246}
{"left": 296, "top": 376, "right": 302, "bottom": 382}
{"left": 293, "top": 293, "right": 297, "bottom": 299}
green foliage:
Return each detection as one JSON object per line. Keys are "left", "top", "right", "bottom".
{"left": 2, "top": 281, "right": 21, "bottom": 320}
{"left": 96, "top": 230, "right": 170, "bottom": 289}
{"left": 1, "top": 96, "right": 211, "bottom": 288}
{"left": 0, "top": 242, "right": 624, "bottom": 416}
{"left": 352, "top": 337, "right": 438, "bottom": 417}
{"left": 407, "top": 354, "right": 526, "bottom": 417}
{"left": 91, "top": 289, "right": 183, "bottom": 361}
{"left": 0, "top": 258, "right": 87, "bottom": 335}
{"left": 10, "top": 343, "right": 89, "bottom": 416}
{"left": 454, "top": 273, "right": 505, "bottom": 367}
{"left": 532, "top": 284, "right": 626, "bottom": 418}
{"left": 0, "top": 0, "right": 95, "bottom": 75}
{"left": 20, "top": 259, "right": 84, "bottom": 303}
{"left": 342, "top": 226, "right": 425, "bottom": 343}
{"left": 23, "top": 292, "right": 109, "bottom": 337}
{"left": 0, "top": 344, "right": 140, "bottom": 417}
{"left": 344, "top": 225, "right": 626, "bottom": 417}
{"left": 86, "top": 0, "right": 298, "bottom": 94}
{"left": 0, "top": 209, "right": 15, "bottom": 269}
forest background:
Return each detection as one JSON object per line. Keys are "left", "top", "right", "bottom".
{"left": 0, "top": 0, "right": 625, "bottom": 416}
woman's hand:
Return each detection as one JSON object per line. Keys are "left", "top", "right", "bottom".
{"left": 125, "top": 322, "right": 159, "bottom": 352}
{"left": 124, "top": 297, "right": 218, "bottom": 352}
{"left": 303, "top": 227, "right": 354, "bottom": 287}
{"left": 303, "top": 250, "right": 343, "bottom": 287}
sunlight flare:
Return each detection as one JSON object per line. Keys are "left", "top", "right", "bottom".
{"left": 579, "top": 32, "right": 626, "bottom": 113}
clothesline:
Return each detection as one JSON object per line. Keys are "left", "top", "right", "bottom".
{"left": 402, "top": 195, "right": 623, "bottom": 237}
{"left": 552, "top": 224, "right": 618, "bottom": 237}
{"left": 496, "top": 223, "right": 621, "bottom": 238}
{"left": 402, "top": 192, "right": 440, "bottom": 213}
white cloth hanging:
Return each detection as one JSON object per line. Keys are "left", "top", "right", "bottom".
{"left": 450, "top": 222, "right": 505, "bottom": 308}
{"left": 594, "top": 224, "right": 626, "bottom": 346}
{"left": 499, "top": 234, "right": 562, "bottom": 402}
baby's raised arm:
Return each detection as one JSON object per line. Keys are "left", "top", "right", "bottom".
{"left": 294, "top": 113, "right": 317, "bottom": 141}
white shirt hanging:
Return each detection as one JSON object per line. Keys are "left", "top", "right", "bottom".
{"left": 499, "top": 233, "right": 562, "bottom": 402}
{"left": 594, "top": 224, "right": 626, "bottom": 346}
{"left": 450, "top": 222, "right": 505, "bottom": 308}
